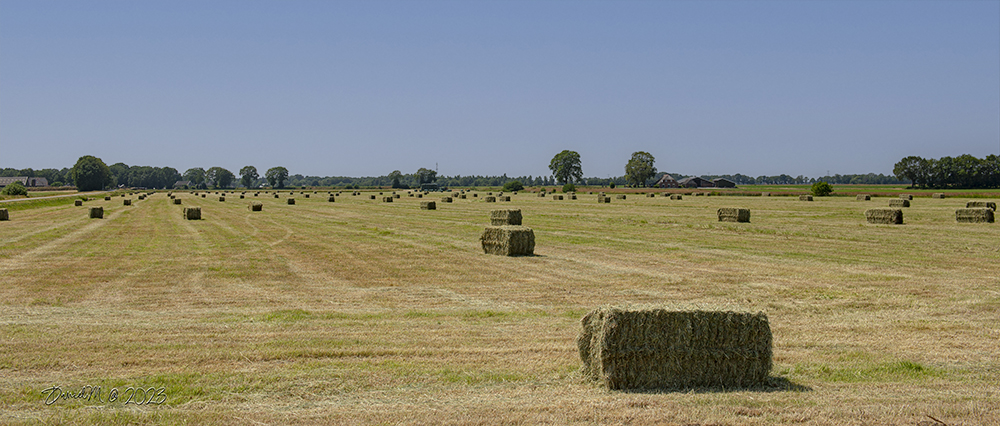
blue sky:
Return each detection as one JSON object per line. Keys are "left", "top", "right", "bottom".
{"left": 2, "top": 0, "right": 998, "bottom": 178}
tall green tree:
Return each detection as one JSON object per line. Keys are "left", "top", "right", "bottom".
{"left": 893, "top": 156, "right": 928, "bottom": 188}
{"left": 624, "top": 151, "right": 657, "bottom": 187}
{"left": 548, "top": 150, "right": 583, "bottom": 185}
{"left": 109, "top": 162, "right": 130, "bottom": 187}
{"left": 415, "top": 168, "right": 437, "bottom": 184}
{"left": 206, "top": 167, "right": 235, "bottom": 188}
{"left": 71, "top": 155, "right": 114, "bottom": 191}
{"left": 239, "top": 166, "right": 259, "bottom": 188}
{"left": 183, "top": 168, "right": 206, "bottom": 186}
{"left": 265, "top": 166, "right": 289, "bottom": 189}
{"left": 388, "top": 170, "right": 403, "bottom": 188}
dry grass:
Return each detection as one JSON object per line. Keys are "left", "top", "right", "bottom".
{"left": 0, "top": 191, "right": 998, "bottom": 425}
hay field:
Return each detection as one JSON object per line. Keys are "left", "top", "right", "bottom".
{"left": 1, "top": 191, "right": 998, "bottom": 425}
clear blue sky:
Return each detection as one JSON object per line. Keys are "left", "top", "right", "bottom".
{"left": 2, "top": 0, "right": 998, "bottom": 178}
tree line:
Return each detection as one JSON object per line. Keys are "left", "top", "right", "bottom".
{"left": 893, "top": 154, "right": 1000, "bottom": 188}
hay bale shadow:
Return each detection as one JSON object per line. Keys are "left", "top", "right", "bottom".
{"left": 617, "top": 376, "right": 811, "bottom": 394}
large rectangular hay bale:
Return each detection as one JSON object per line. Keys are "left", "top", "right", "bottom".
{"left": 328, "top": 196, "right": 336, "bottom": 202}
{"left": 552, "top": 195, "right": 563, "bottom": 200}
{"left": 105, "top": 196, "right": 111, "bottom": 201}
{"left": 287, "top": 198, "right": 295, "bottom": 205}
{"left": 598, "top": 196, "right": 611, "bottom": 203}
{"left": 718, "top": 207, "right": 750, "bottom": 223}
{"left": 173, "top": 198, "right": 182, "bottom": 204}
{"left": 219, "top": 196, "right": 225, "bottom": 202}
{"left": 420, "top": 201, "right": 436, "bottom": 210}
{"left": 499, "top": 196, "right": 511, "bottom": 201}
{"left": 249, "top": 201, "right": 263, "bottom": 211}
{"left": 956, "top": 208, "right": 994, "bottom": 223}
{"left": 616, "top": 194, "right": 627, "bottom": 200}
{"left": 490, "top": 209, "right": 522, "bottom": 226}
{"left": 485, "top": 196, "right": 497, "bottom": 202}
{"left": 670, "top": 194, "right": 683, "bottom": 200}
{"left": 89, "top": 206, "right": 103, "bottom": 219}
{"left": 577, "top": 307, "right": 772, "bottom": 390}
{"left": 442, "top": 197, "right": 453, "bottom": 203}
{"left": 966, "top": 201, "right": 997, "bottom": 211}
{"left": 865, "top": 208, "right": 903, "bottom": 224}
{"left": 647, "top": 193, "right": 655, "bottom": 198}
{"left": 480, "top": 225, "right": 535, "bottom": 256}
{"left": 0, "top": 208, "right": 8, "bottom": 221}
{"left": 932, "top": 193, "right": 946, "bottom": 199}
{"left": 382, "top": 196, "right": 393, "bottom": 203}
{"left": 856, "top": 194, "right": 871, "bottom": 201}
{"left": 888, "top": 199, "right": 910, "bottom": 208}
{"left": 75, "top": 199, "right": 83, "bottom": 206}
{"left": 799, "top": 195, "right": 813, "bottom": 201}
{"left": 183, "top": 207, "right": 201, "bottom": 220}
{"left": 123, "top": 199, "right": 132, "bottom": 206}
{"left": 899, "top": 194, "right": 913, "bottom": 200}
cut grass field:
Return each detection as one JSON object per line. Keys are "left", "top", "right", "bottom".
{"left": 1, "top": 191, "right": 998, "bottom": 425}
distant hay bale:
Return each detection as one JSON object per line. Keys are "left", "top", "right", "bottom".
{"left": 249, "top": 201, "right": 263, "bottom": 211}
{"left": 370, "top": 195, "right": 376, "bottom": 200}
{"left": 480, "top": 225, "right": 535, "bottom": 256}
{"left": 421, "top": 201, "right": 436, "bottom": 210}
{"left": 490, "top": 209, "right": 522, "bottom": 226}
{"left": 570, "top": 195, "right": 577, "bottom": 200}
{"left": 393, "top": 194, "right": 400, "bottom": 199}
{"left": 888, "top": 199, "right": 910, "bottom": 208}
{"left": 75, "top": 200, "right": 83, "bottom": 206}
{"left": 328, "top": 196, "right": 336, "bottom": 202}
{"left": 647, "top": 193, "right": 655, "bottom": 198}
{"left": 718, "top": 207, "right": 750, "bottom": 223}
{"left": 956, "top": 208, "right": 994, "bottom": 223}
{"left": 899, "top": 194, "right": 913, "bottom": 200}
{"left": 123, "top": 199, "right": 132, "bottom": 206}
{"left": 0, "top": 208, "right": 8, "bottom": 221}
{"left": 799, "top": 195, "right": 813, "bottom": 201}
{"left": 287, "top": 198, "right": 295, "bottom": 205}
{"left": 382, "top": 196, "right": 393, "bottom": 203}
{"left": 219, "top": 196, "right": 225, "bottom": 202}
{"left": 670, "top": 194, "right": 683, "bottom": 200}
{"left": 865, "top": 208, "right": 903, "bottom": 224}
{"left": 577, "top": 307, "right": 772, "bottom": 390}
{"left": 598, "top": 196, "right": 611, "bottom": 203}
{"left": 856, "top": 194, "right": 871, "bottom": 201}
{"left": 932, "top": 193, "right": 946, "bottom": 199}
{"left": 485, "top": 196, "right": 497, "bottom": 202}
{"left": 442, "top": 197, "right": 453, "bottom": 203}
{"left": 966, "top": 201, "right": 997, "bottom": 211}
{"left": 173, "top": 198, "right": 182, "bottom": 205}
{"left": 304, "top": 194, "right": 310, "bottom": 198}
{"left": 695, "top": 192, "right": 705, "bottom": 196}
{"left": 498, "top": 196, "right": 511, "bottom": 201}
{"left": 460, "top": 194, "right": 467, "bottom": 199}
{"left": 537, "top": 192, "right": 546, "bottom": 197}
{"left": 553, "top": 195, "right": 563, "bottom": 200}
{"left": 240, "top": 195, "right": 244, "bottom": 199}
{"left": 417, "top": 194, "right": 423, "bottom": 198}
{"left": 183, "top": 207, "right": 201, "bottom": 220}
{"left": 89, "top": 207, "right": 103, "bottom": 219}
{"left": 473, "top": 194, "right": 478, "bottom": 198}
{"left": 105, "top": 196, "right": 111, "bottom": 201}
{"left": 760, "top": 192, "right": 770, "bottom": 197}
{"left": 201, "top": 194, "right": 206, "bottom": 198}
{"left": 274, "top": 194, "right": 279, "bottom": 198}
{"left": 616, "top": 194, "right": 627, "bottom": 200}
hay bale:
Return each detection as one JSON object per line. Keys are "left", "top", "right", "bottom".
{"left": 616, "top": 194, "right": 627, "bottom": 200}
{"left": 89, "top": 207, "right": 103, "bottom": 219}
{"left": 240, "top": 195, "right": 244, "bottom": 199}
{"left": 328, "top": 196, "right": 336, "bottom": 202}
{"left": 760, "top": 192, "right": 770, "bottom": 197}
{"left": 499, "top": 196, "right": 511, "bottom": 201}
{"left": 718, "top": 207, "right": 750, "bottom": 223}
{"left": 932, "top": 193, "right": 946, "bottom": 199}
{"left": 899, "top": 194, "right": 913, "bottom": 200}
{"left": 123, "top": 199, "right": 132, "bottom": 206}
{"left": 382, "top": 196, "right": 393, "bottom": 203}
{"left": 537, "top": 192, "right": 545, "bottom": 197}
{"left": 287, "top": 198, "right": 295, "bottom": 205}
{"left": 888, "top": 199, "right": 910, "bottom": 208}
{"left": 570, "top": 195, "right": 577, "bottom": 200}
{"left": 956, "top": 208, "right": 994, "bottom": 223}
{"left": 173, "top": 198, "right": 182, "bottom": 205}
{"left": 460, "top": 194, "right": 467, "bottom": 199}
{"left": 442, "top": 197, "right": 453, "bottom": 203}
{"left": 183, "top": 207, "right": 201, "bottom": 220}
{"left": 417, "top": 194, "right": 423, "bottom": 198}
{"left": 393, "top": 194, "right": 400, "bottom": 199}
{"left": 274, "top": 194, "right": 279, "bottom": 198}
{"left": 577, "top": 307, "right": 772, "bottom": 390}
{"left": 670, "top": 194, "right": 682, "bottom": 200}
{"left": 647, "top": 193, "right": 655, "bottom": 198}
{"left": 865, "top": 208, "right": 903, "bottom": 224}
{"left": 219, "top": 196, "right": 225, "bottom": 202}
{"left": 201, "top": 194, "right": 206, "bottom": 198}
{"left": 552, "top": 195, "right": 563, "bottom": 200}
{"left": 105, "top": 196, "right": 111, "bottom": 201}
{"left": 480, "top": 225, "right": 535, "bottom": 256}
{"left": 75, "top": 199, "right": 83, "bottom": 206}
{"left": 0, "top": 208, "right": 8, "bottom": 221}
{"left": 799, "top": 195, "right": 813, "bottom": 201}
{"left": 304, "top": 194, "right": 310, "bottom": 198}
{"left": 472, "top": 194, "right": 478, "bottom": 198}
{"left": 249, "top": 201, "right": 263, "bottom": 211}
{"left": 966, "top": 201, "right": 997, "bottom": 211}
{"left": 485, "top": 196, "right": 496, "bottom": 202}
{"left": 490, "top": 209, "right": 522, "bottom": 226}
{"left": 598, "top": 196, "right": 611, "bottom": 203}
{"left": 856, "top": 194, "right": 871, "bottom": 201}
{"left": 421, "top": 201, "right": 436, "bottom": 210}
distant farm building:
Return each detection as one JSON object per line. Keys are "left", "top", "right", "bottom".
{"left": 0, "top": 177, "right": 48, "bottom": 188}
{"left": 677, "top": 177, "right": 714, "bottom": 188}
{"left": 712, "top": 178, "right": 736, "bottom": 188}
{"left": 655, "top": 174, "right": 678, "bottom": 188}
{"left": 173, "top": 180, "right": 192, "bottom": 188}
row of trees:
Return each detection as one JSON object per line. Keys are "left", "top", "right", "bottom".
{"left": 893, "top": 154, "right": 1000, "bottom": 189}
